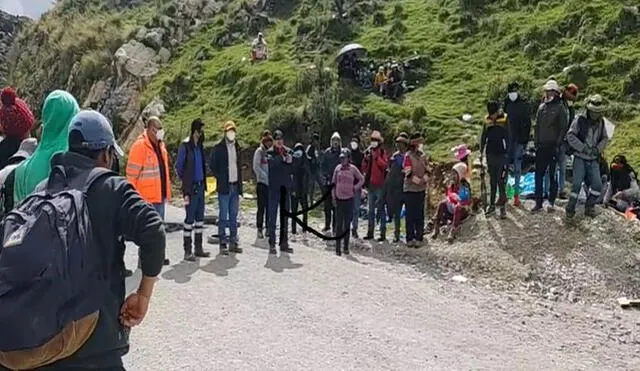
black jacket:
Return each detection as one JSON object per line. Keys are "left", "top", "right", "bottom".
{"left": 321, "top": 146, "right": 342, "bottom": 185}
{"left": 267, "top": 146, "right": 294, "bottom": 190}
{"left": 291, "top": 149, "right": 310, "bottom": 196}
{"left": 535, "top": 96, "right": 568, "bottom": 148}
{"left": 210, "top": 139, "right": 243, "bottom": 195}
{"left": 383, "top": 151, "right": 406, "bottom": 211}
{"left": 504, "top": 97, "right": 531, "bottom": 145}
{"left": 351, "top": 149, "right": 364, "bottom": 170}
{"left": 44, "top": 152, "right": 165, "bottom": 368}
{"left": 481, "top": 114, "right": 509, "bottom": 156}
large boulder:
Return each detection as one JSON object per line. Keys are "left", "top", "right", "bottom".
{"left": 142, "top": 28, "right": 166, "bottom": 50}
{"left": 115, "top": 40, "right": 159, "bottom": 79}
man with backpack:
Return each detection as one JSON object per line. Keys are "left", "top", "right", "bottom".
{"left": 0, "top": 110, "right": 166, "bottom": 370}
{"left": 565, "top": 94, "right": 609, "bottom": 218}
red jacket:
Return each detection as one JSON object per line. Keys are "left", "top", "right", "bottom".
{"left": 361, "top": 147, "right": 388, "bottom": 188}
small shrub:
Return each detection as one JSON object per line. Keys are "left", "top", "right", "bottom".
{"left": 372, "top": 11, "right": 386, "bottom": 26}
{"left": 411, "top": 106, "right": 428, "bottom": 123}
{"left": 389, "top": 19, "right": 408, "bottom": 36}
{"left": 622, "top": 63, "right": 640, "bottom": 96}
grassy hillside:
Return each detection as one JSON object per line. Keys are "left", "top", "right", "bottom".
{"left": 8, "top": 0, "right": 640, "bottom": 165}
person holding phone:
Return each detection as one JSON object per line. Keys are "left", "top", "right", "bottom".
{"left": 266, "top": 130, "right": 294, "bottom": 255}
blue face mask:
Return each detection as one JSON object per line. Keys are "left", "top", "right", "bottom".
{"left": 293, "top": 150, "right": 304, "bottom": 158}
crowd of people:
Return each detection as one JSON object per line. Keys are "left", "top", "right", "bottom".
{"left": 0, "top": 74, "right": 637, "bottom": 369}
{"left": 339, "top": 55, "right": 406, "bottom": 99}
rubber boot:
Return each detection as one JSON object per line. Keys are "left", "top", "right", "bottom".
{"left": 183, "top": 236, "right": 196, "bottom": 262}
{"left": 513, "top": 195, "right": 521, "bottom": 207}
{"left": 194, "top": 233, "right": 211, "bottom": 258}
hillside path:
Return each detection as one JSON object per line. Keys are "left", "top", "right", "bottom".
{"left": 122, "top": 206, "right": 640, "bottom": 370}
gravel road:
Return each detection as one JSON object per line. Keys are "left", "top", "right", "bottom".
{"left": 122, "top": 206, "right": 640, "bottom": 370}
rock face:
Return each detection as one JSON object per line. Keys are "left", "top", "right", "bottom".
{"left": 0, "top": 11, "right": 29, "bottom": 86}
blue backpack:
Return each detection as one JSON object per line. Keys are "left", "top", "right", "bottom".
{"left": 0, "top": 165, "right": 114, "bottom": 352}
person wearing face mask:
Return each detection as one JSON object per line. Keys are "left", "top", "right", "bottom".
{"left": 503, "top": 82, "right": 531, "bottom": 207}
{"left": 175, "top": 119, "right": 211, "bottom": 262}
{"left": 253, "top": 130, "right": 272, "bottom": 239}
{"left": 210, "top": 121, "right": 243, "bottom": 255}
{"left": 320, "top": 132, "right": 343, "bottom": 234}
{"left": 126, "top": 116, "right": 171, "bottom": 265}
{"left": 349, "top": 136, "right": 364, "bottom": 238}
{"left": 305, "top": 132, "right": 323, "bottom": 205}
{"left": 532, "top": 79, "right": 568, "bottom": 213}
{"left": 383, "top": 132, "right": 409, "bottom": 243}
{"left": 549, "top": 83, "right": 579, "bottom": 199}
{"left": 291, "top": 142, "right": 310, "bottom": 235}
{"left": 266, "top": 130, "right": 294, "bottom": 254}
{"left": 332, "top": 148, "right": 365, "bottom": 256}
{"left": 402, "top": 133, "right": 429, "bottom": 247}
{"left": 481, "top": 101, "right": 509, "bottom": 219}
{"left": 565, "top": 94, "right": 609, "bottom": 218}
{"left": 361, "top": 130, "right": 389, "bottom": 241}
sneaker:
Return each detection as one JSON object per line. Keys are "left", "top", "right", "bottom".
{"left": 257, "top": 230, "right": 264, "bottom": 239}
{"left": 406, "top": 240, "right": 416, "bottom": 247}
{"left": 280, "top": 246, "right": 294, "bottom": 254}
{"left": 163, "top": 258, "right": 170, "bottom": 266}
{"left": 531, "top": 205, "right": 543, "bottom": 213}
{"left": 414, "top": 239, "right": 424, "bottom": 248}
{"left": 184, "top": 252, "right": 196, "bottom": 262}
{"left": 485, "top": 205, "right": 496, "bottom": 215}
{"left": 363, "top": 234, "right": 374, "bottom": 240}
{"left": 513, "top": 195, "right": 521, "bottom": 207}
{"left": 376, "top": 236, "right": 386, "bottom": 242}
{"left": 352, "top": 230, "right": 359, "bottom": 239}
{"left": 269, "top": 246, "right": 277, "bottom": 255}
{"left": 219, "top": 244, "right": 229, "bottom": 256}
{"left": 335, "top": 248, "right": 342, "bottom": 256}
{"left": 229, "top": 243, "right": 243, "bottom": 254}
{"left": 499, "top": 207, "right": 507, "bottom": 219}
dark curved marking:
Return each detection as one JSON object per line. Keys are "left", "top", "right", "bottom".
{"left": 282, "top": 184, "right": 348, "bottom": 241}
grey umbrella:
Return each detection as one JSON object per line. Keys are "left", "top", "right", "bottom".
{"left": 336, "top": 43, "right": 367, "bottom": 61}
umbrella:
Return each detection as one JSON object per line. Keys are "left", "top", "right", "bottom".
{"left": 336, "top": 43, "right": 367, "bottom": 61}
{"left": 604, "top": 117, "right": 615, "bottom": 139}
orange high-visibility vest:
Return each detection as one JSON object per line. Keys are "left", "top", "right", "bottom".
{"left": 126, "top": 132, "right": 171, "bottom": 203}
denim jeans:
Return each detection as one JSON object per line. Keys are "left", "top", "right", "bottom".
{"left": 351, "top": 189, "right": 361, "bottom": 232}
{"left": 367, "top": 187, "right": 386, "bottom": 236}
{"left": 152, "top": 201, "right": 166, "bottom": 220}
{"left": 218, "top": 183, "right": 240, "bottom": 245}
{"left": 512, "top": 144, "right": 525, "bottom": 195}
{"left": 545, "top": 151, "right": 567, "bottom": 195}
{"left": 567, "top": 157, "right": 602, "bottom": 213}
{"left": 268, "top": 185, "right": 290, "bottom": 246}
{"left": 184, "top": 182, "right": 205, "bottom": 239}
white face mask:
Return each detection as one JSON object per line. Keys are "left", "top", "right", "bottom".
{"left": 155, "top": 129, "right": 165, "bottom": 141}
{"left": 567, "top": 100, "right": 574, "bottom": 107}
{"left": 370, "top": 141, "right": 379, "bottom": 149}
{"left": 226, "top": 131, "right": 236, "bottom": 142}
{"left": 508, "top": 92, "right": 518, "bottom": 101}
{"left": 350, "top": 142, "right": 358, "bottom": 150}
{"left": 418, "top": 144, "right": 424, "bottom": 153}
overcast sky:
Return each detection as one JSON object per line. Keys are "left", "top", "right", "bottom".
{"left": 0, "top": 0, "right": 53, "bottom": 19}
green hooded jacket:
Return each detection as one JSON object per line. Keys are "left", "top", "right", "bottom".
{"left": 13, "top": 90, "right": 79, "bottom": 202}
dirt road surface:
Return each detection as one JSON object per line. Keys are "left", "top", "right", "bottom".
{"left": 122, "top": 206, "right": 640, "bottom": 370}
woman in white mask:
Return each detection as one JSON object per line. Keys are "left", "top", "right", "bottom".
{"left": 349, "top": 136, "right": 364, "bottom": 237}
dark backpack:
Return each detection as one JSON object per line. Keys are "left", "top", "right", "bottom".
{"left": 0, "top": 165, "right": 114, "bottom": 352}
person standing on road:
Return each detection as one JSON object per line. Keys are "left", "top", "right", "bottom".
{"left": 503, "top": 82, "right": 531, "bottom": 207}
{"left": 565, "top": 94, "right": 609, "bottom": 218}
{"left": 266, "top": 130, "right": 294, "bottom": 254}
{"left": 306, "top": 132, "right": 323, "bottom": 205}
{"left": 349, "top": 136, "right": 364, "bottom": 238}
{"left": 0, "top": 111, "right": 166, "bottom": 370}
{"left": 383, "top": 132, "right": 409, "bottom": 243}
{"left": 332, "top": 148, "right": 365, "bottom": 256}
{"left": 321, "top": 132, "right": 342, "bottom": 234}
{"left": 253, "top": 130, "right": 272, "bottom": 239}
{"left": 291, "top": 142, "right": 310, "bottom": 235}
{"left": 362, "top": 130, "right": 389, "bottom": 241}
{"left": 175, "top": 118, "right": 211, "bottom": 262}
{"left": 402, "top": 133, "right": 429, "bottom": 247}
{"left": 532, "top": 79, "right": 568, "bottom": 213}
{"left": 481, "top": 101, "right": 509, "bottom": 219}
{"left": 210, "top": 121, "right": 243, "bottom": 256}
{"left": 126, "top": 116, "right": 171, "bottom": 265}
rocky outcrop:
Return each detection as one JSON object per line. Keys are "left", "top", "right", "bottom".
{"left": 0, "top": 11, "right": 29, "bottom": 86}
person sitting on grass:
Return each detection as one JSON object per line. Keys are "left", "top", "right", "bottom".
{"left": 431, "top": 162, "right": 472, "bottom": 243}
{"left": 251, "top": 32, "right": 268, "bottom": 62}
{"left": 603, "top": 154, "right": 639, "bottom": 213}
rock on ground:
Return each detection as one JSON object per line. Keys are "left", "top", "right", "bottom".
{"left": 122, "top": 205, "right": 640, "bottom": 370}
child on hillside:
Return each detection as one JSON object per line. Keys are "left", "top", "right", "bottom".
{"left": 431, "top": 162, "right": 472, "bottom": 243}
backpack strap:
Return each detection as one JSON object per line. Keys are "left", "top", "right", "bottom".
{"left": 83, "top": 167, "right": 117, "bottom": 193}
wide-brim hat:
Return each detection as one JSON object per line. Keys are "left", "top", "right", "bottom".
{"left": 453, "top": 144, "right": 472, "bottom": 161}
{"left": 395, "top": 131, "right": 409, "bottom": 143}
{"left": 370, "top": 130, "right": 383, "bottom": 142}
{"left": 543, "top": 79, "right": 561, "bottom": 93}
{"left": 586, "top": 94, "right": 605, "bottom": 113}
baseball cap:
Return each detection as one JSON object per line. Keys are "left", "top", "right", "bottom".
{"left": 68, "top": 110, "right": 124, "bottom": 157}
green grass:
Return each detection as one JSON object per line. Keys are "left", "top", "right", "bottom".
{"left": 10, "top": 0, "right": 640, "bottom": 168}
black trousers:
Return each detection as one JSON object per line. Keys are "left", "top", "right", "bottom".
{"left": 388, "top": 196, "right": 404, "bottom": 239}
{"left": 291, "top": 192, "right": 308, "bottom": 234}
{"left": 322, "top": 185, "right": 336, "bottom": 231}
{"left": 535, "top": 145, "right": 558, "bottom": 207}
{"left": 404, "top": 191, "right": 425, "bottom": 242}
{"left": 486, "top": 154, "right": 507, "bottom": 206}
{"left": 256, "top": 183, "right": 268, "bottom": 231}
{"left": 335, "top": 198, "right": 353, "bottom": 253}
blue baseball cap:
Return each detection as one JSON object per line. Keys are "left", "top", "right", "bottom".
{"left": 68, "top": 110, "right": 124, "bottom": 157}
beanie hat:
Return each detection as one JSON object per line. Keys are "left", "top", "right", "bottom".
{"left": 507, "top": 82, "right": 519, "bottom": 92}
{"left": 0, "top": 87, "right": 35, "bottom": 140}
{"left": 563, "top": 83, "right": 579, "bottom": 101}
{"left": 453, "top": 162, "right": 468, "bottom": 180}
{"left": 331, "top": 131, "right": 341, "bottom": 141}
{"left": 486, "top": 101, "right": 500, "bottom": 115}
